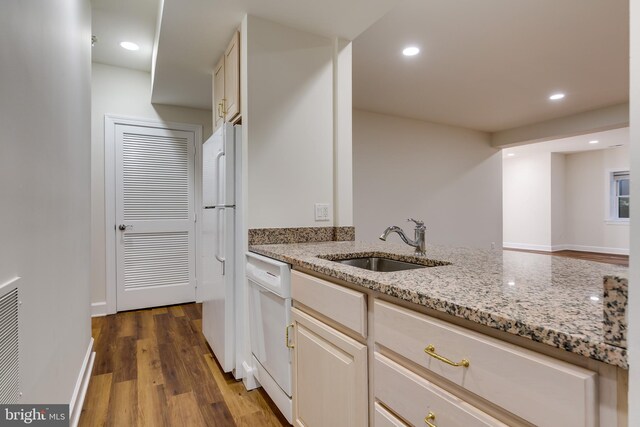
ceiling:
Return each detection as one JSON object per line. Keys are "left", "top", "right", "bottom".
{"left": 150, "top": 0, "right": 402, "bottom": 109}
{"left": 503, "top": 127, "right": 629, "bottom": 158}
{"left": 353, "top": 0, "right": 629, "bottom": 132}
{"left": 92, "top": 0, "right": 630, "bottom": 132}
{"left": 91, "top": 0, "right": 158, "bottom": 72}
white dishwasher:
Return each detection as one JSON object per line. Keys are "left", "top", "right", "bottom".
{"left": 246, "top": 252, "right": 292, "bottom": 423}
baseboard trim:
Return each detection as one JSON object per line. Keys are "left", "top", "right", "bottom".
{"left": 69, "top": 337, "right": 95, "bottom": 427}
{"left": 503, "top": 242, "right": 629, "bottom": 255}
{"left": 563, "top": 244, "right": 629, "bottom": 256}
{"left": 503, "top": 242, "right": 554, "bottom": 252}
{"left": 91, "top": 302, "right": 107, "bottom": 317}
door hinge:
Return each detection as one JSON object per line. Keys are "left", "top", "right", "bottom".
{"left": 194, "top": 213, "right": 197, "bottom": 223}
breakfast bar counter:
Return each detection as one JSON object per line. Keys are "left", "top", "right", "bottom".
{"left": 250, "top": 241, "right": 628, "bottom": 368}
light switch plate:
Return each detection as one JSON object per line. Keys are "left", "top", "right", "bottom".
{"left": 314, "top": 203, "right": 330, "bottom": 221}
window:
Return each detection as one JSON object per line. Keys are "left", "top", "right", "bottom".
{"left": 611, "top": 171, "right": 630, "bottom": 220}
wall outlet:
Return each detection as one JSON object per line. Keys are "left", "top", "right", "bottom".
{"left": 314, "top": 203, "right": 330, "bottom": 221}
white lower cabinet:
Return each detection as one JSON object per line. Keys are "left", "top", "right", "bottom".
{"left": 374, "top": 299, "right": 598, "bottom": 427}
{"left": 374, "top": 403, "right": 408, "bottom": 427}
{"left": 375, "top": 352, "right": 507, "bottom": 427}
{"left": 289, "top": 271, "right": 606, "bottom": 427}
{"left": 291, "top": 307, "right": 368, "bottom": 427}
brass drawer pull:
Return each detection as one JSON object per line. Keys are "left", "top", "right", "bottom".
{"left": 424, "top": 345, "right": 470, "bottom": 367}
{"left": 424, "top": 411, "right": 437, "bottom": 427}
{"left": 285, "top": 323, "right": 295, "bottom": 349}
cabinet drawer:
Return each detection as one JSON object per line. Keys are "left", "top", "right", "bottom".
{"left": 292, "top": 270, "right": 367, "bottom": 338}
{"left": 374, "top": 300, "right": 597, "bottom": 427}
{"left": 374, "top": 403, "right": 407, "bottom": 427}
{"left": 375, "top": 353, "right": 507, "bottom": 427}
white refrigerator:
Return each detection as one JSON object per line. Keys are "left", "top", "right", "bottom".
{"left": 202, "top": 123, "right": 241, "bottom": 374}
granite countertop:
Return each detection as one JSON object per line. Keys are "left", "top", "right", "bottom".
{"left": 249, "top": 241, "right": 628, "bottom": 368}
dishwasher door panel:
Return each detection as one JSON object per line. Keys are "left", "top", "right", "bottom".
{"left": 248, "top": 279, "right": 292, "bottom": 397}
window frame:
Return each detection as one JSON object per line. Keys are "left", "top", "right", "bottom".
{"left": 608, "top": 170, "right": 630, "bottom": 223}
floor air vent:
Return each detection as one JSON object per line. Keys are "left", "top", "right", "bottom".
{"left": 0, "top": 278, "right": 20, "bottom": 403}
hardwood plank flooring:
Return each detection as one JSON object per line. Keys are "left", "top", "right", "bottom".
{"left": 80, "top": 303, "right": 290, "bottom": 427}
{"left": 504, "top": 248, "right": 629, "bottom": 266}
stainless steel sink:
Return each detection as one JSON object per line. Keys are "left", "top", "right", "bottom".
{"left": 336, "top": 257, "right": 427, "bottom": 272}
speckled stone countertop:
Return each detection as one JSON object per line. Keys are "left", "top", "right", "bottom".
{"left": 249, "top": 241, "right": 629, "bottom": 368}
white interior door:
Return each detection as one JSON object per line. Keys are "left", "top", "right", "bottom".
{"left": 115, "top": 124, "right": 196, "bottom": 311}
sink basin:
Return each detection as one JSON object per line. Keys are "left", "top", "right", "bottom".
{"left": 336, "top": 257, "right": 427, "bottom": 272}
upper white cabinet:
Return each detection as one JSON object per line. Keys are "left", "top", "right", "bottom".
{"left": 213, "top": 30, "right": 241, "bottom": 129}
{"left": 223, "top": 31, "right": 240, "bottom": 122}
{"left": 213, "top": 55, "right": 225, "bottom": 130}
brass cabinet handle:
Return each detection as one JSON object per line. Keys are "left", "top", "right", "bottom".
{"left": 220, "top": 98, "right": 227, "bottom": 116}
{"left": 424, "top": 345, "right": 470, "bottom": 368}
{"left": 285, "top": 323, "right": 295, "bottom": 349}
{"left": 424, "top": 411, "right": 437, "bottom": 427}
{"left": 217, "top": 102, "right": 224, "bottom": 119}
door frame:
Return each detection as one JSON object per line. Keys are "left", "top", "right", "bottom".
{"left": 104, "top": 115, "right": 203, "bottom": 315}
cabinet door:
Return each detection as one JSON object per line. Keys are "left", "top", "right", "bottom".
{"left": 213, "top": 56, "right": 224, "bottom": 130}
{"left": 291, "top": 308, "right": 368, "bottom": 427}
{"left": 223, "top": 31, "right": 240, "bottom": 122}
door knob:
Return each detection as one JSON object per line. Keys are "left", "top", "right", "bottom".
{"left": 118, "top": 224, "right": 131, "bottom": 231}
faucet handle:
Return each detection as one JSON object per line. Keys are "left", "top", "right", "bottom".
{"left": 407, "top": 218, "right": 425, "bottom": 228}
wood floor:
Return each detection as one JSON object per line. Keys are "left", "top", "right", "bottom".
{"left": 504, "top": 248, "right": 629, "bottom": 267}
{"left": 79, "top": 303, "right": 290, "bottom": 427}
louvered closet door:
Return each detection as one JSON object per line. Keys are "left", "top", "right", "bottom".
{"left": 115, "top": 124, "right": 196, "bottom": 311}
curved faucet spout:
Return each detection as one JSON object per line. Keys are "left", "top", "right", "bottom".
{"left": 379, "top": 226, "right": 413, "bottom": 245}
{"left": 379, "top": 221, "right": 427, "bottom": 256}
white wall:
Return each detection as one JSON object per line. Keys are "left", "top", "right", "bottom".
{"left": 550, "top": 153, "right": 567, "bottom": 247}
{"left": 333, "top": 39, "right": 354, "bottom": 227}
{"left": 0, "top": 0, "right": 91, "bottom": 405}
{"left": 503, "top": 153, "right": 553, "bottom": 249}
{"left": 565, "top": 146, "right": 630, "bottom": 253}
{"left": 503, "top": 146, "right": 630, "bottom": 253}
{"left": 244, "top": 16, "right": 353, "bottom": 228}
{"left": 628, "top": 0, "right": 639, "bottom": 421}
{"left": 91, "top": 63, "right": 212, "bottom": 306}
{"left": 353, "top": 109, "right": 502, "bottom": 247}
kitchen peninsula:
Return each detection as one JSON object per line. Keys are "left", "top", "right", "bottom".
{"left": 250, "top": 240, "right": 628, "bottom": 427}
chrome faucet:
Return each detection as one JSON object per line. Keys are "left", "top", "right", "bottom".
{"left": 379, "top": 218, "right": 426, "bottom": 256}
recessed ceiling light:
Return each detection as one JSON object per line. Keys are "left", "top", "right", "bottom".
{"left": 549, "top": 93, "right": 565, "bottom": 101}
{"left": 590, "top": 296, "right": 600, "bottom": 302}
{"left": 402, "top": 46, "right": 420, "bottom": 56}
{"left": 589, "top": 140, "right": 599, "bottom": 144}
{"left": 506, "top": 153, "right": 515, "bottom": 157}
{"left": 507, "top": 281, "right": 515, "bottom": 286}
{"left": 120, "top": 41, "right": 140, "bottom": 51}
